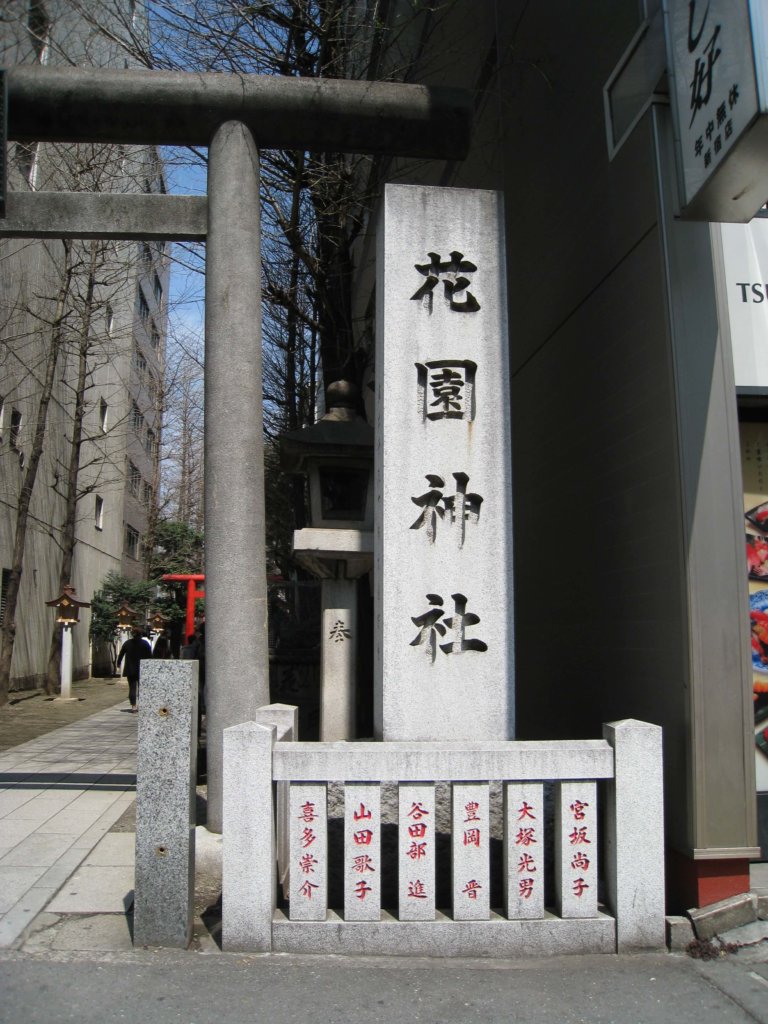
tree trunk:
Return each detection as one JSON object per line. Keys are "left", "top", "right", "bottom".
{"left": 45, "top": 242, "right": 97, "bottom": 694}
{"left": 0, "top": 247, "right": 73, "bottom": 706}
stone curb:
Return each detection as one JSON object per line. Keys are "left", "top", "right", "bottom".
{"left": 665, "top": 915, "right": 694, "bottom": 951}
{"left": 687, "top": 892, "right": 758, "bottom": 941}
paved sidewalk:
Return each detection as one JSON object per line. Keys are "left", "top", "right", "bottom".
{"left": 0, "top": 676, "right": 130, "bottom": 751}
{"left": 0, "top": 698, "right": 137, "bottom": 948}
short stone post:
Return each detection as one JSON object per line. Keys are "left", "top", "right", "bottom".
{"left": 254, "top": 703, "right": 299, "bottom": 897}
{"left": 452, "top": 783, "right": 490, "bottom": 919}
{"left": 252, "top": 702, "right": 299, "bottom": 740}
{"left": 320, "top": 578, "right": 357, "bottom": 740}
{"left": 603, "top": 718, "right": 665, "bottom": 951}
{"left": 133, "top": 660, "right": 198, "bottom": 948}
{"left": 222, "top": 721, "right": 276, "bottom": 952}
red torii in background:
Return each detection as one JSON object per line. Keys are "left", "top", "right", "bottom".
{"left": 162, "top": 574, "right": 205, "bottom": 643}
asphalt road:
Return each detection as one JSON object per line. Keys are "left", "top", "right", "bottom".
{"left": 2, "top": 949, "right": 768, "bottom": 1024}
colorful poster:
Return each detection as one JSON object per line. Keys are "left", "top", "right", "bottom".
{"left": 742, "top": 423, "right": 768, "bottom": 789}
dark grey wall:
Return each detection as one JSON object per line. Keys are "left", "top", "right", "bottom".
{"left": 408, "top": 0, "right": 755, "bottom": 857}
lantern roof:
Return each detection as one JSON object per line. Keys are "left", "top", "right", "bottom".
{"left": 45, "top": 584, "right": 90, "bottom": 610}
{"left": 280, "top": 380, "right": 373, "bottom": 474}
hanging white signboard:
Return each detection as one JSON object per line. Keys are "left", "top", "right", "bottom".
{"left": 665, "top": 0, "right": 768, "bottom": 221}
{"left": 720, "top": 218, "right": 768, "bottom": 388}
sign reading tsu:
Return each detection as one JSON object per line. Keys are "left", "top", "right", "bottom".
{"left": 666, "top": 0, "right": 768, "bottom": 221}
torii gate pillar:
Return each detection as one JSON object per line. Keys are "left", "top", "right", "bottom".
{"left": 204, "top": 122, "right": 268, "bottom": 831}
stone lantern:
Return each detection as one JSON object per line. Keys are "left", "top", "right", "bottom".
{"left": 45, "top": 584, "right": 90, "bottom": 700}
{"left": 115, "top": 601, "right": 138, "bottom": 652}
{"left": 280, "top": 381, "right": 373, "bottom": 740}
{"left": 149, "top": 611, "right": 170, "bottom": 634}
{"left": 117, "top": 602, "right": 138, "bottom": 628}
{"left": 47, "top": 583, "right": 89, "bottom": 625}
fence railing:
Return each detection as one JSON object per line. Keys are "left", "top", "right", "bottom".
{"left": 222, "top": 708, "right": 664, "bottom": 957}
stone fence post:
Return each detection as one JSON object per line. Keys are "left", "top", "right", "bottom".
{"left": 253, "top": 704, "right": 298, "bottom": 897}
{"left": 222, "top": 720, "right": 277, "bottom": 952}
{"left": 133, "top": 660, "right": 198, "bottom": 948}
{"left": 603, "top": 718, "right": 665, "bottom": 951}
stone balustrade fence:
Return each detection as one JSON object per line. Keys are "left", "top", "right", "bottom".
{"left": 222, "top": 709, "right": 664, "bottom": 957}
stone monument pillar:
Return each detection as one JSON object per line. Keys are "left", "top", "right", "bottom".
{"left": 375, "top": 184, "right": 514, "bottom": 741}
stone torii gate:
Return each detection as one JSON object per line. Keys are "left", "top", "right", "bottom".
{"left": 0, "top": 65, "right": 471, "bottom": 830}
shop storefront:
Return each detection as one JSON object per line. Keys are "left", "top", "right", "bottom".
{"left": 720, "top": 214, "right": 768, "bottom": 857}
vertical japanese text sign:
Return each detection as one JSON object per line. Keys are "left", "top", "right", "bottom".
{"left": 665, "top": 0, "right": 766, "bottom": 220}
{"left": 375, "top": 185, "right": 514, "bottom": 741}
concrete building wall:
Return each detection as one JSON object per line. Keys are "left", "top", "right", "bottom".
{"left": 0, "top": 1, "right": 167, "bottom": 688}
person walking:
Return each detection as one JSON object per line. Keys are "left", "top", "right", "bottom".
{"left": 117, "top": 626, "right": 152, "bottom": 713}
{"left": 152, "top": 632, "right": 172, "bottom": 659}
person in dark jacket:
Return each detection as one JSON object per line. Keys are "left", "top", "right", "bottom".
{"left": 152, "top": 633, "right": 172, "bottom": 659}
{"left": 117, "top": 626, "right": 152, "bottom": 712}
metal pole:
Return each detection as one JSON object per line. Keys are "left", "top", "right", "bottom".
{"left": 204, "top": 121, "right": 269, "bottom": 833}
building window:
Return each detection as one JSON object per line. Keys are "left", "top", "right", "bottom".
{"left": 9, "top": 408, "right": 24, "bottom": 468}
{"left": 146, "top": 428, "right": 156, "bottom": 457}
{"left": 99, "top": 398, "right": 108, "bottom": 433}
{"left": 95, "top": 495, "right": 104, "bottom": 530}
{"left": 138, "top": 289, "right": 150, "bottom": 325}
{"left": 0, "top": 568, "right": 10, "bottom": 625}
{"left": 153, "top": 273, "right": 163, "bottom": 305}
{"left": 142, "top": 243, "right": 152, "bottom": 269}
{"left": 131, "top": 400, "right": 143, "bottom": 433}
{"left": 28, "top": 2, "right": 50, "bottom": 63}
{"left": 10, "top": 408, "right": 22, "bottom": 451}
{"left": 15, "top": 142, "right": 39, "bottom": 189}
{"left": 150, "top": 324, "right": 160, "bottom": 350}
{"left": 128, "top": 461, "right": 140, "bottom": 497}
{"left": 143, "top": 482, "right": 154, "bottom": 508}
{"left": 133, "top": 346, "right": 147, "bottom": 378}
{"left": 125, "top": 525, "right": 140, "bottom": 560}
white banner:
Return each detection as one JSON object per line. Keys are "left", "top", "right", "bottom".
{"left": 721, "top": 219, "right": 768, "bottom": 388}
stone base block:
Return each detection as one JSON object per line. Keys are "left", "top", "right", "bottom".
{"left": 665, "top": 915, "right": 694, "bottom": 951}
{"left": 271, "top": 908, "right": 616, "bottom": 957}
{"left": 688, "top": 892, "right": 757, "bottom": 940}
{"left": 757, "top": 893, "right": 768, "bottom": 920}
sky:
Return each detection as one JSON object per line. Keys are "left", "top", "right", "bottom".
{"left": 162, "top": 147, "right": 208, "bottom": 344}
